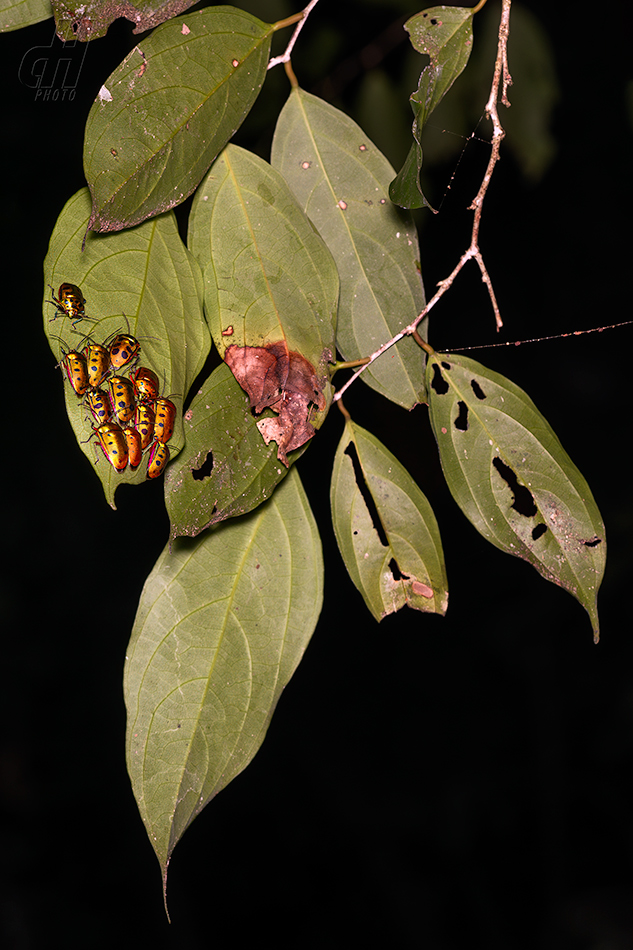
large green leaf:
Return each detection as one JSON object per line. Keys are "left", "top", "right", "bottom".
{"left": 43, "top": 188, "right": 209, "bottom": 507}
{"left": 165, "top": 362, "right": 311, "bottom": 538}
{"left": 188, "top": 144, "right": 339, "bottom": 464}
{"left": 426, "top": 352, "right": 606, "bottom": 640}
{"left": 271, "top": 88, "right": 427, "bottom": 409}
{"left": 390, "top": 6, "right": 474, "bottom": 209}
{"left": 331, "top": 419, "right": 447, "bottom": 621}
{"left": 84, "top": 8, "right": 272, "bottom": 232}
{"left": 125, "top": 468, "right": 323, "bottom": 880}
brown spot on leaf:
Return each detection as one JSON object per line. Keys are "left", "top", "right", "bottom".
{"left": 224, "top": 343, "right": 326, "bottom": 466}
{"left": 411, "top": 580, "right": 434, "bottom": 598}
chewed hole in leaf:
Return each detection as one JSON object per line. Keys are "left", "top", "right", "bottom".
{"left": 387, "top": 559, "right": 434, "bottom": 598}
{"left": 454, "top": 401, "right": 468, "bottom": 431}
{"left": 581, "top": 536, "right": 603, "bottom": 547}
{"left": 430, "top": 363, "right": 449, "bottom": 395}
{"left": 471, "top": 379, "right": 486, "bottom": 400}
{"left": 532, "top": 523, "right": 547, "bottom": 541}
{"left": 344, "top": 442, "right": 388, "bottom": 546}
{"left": 191, "top": 451, "right": 214, "bottom": 481}
{"left": 492, "top": 457, "right": 538, "bottom": 517}
{"left": 389, "top": 557, "right": 406, "bottom": 580}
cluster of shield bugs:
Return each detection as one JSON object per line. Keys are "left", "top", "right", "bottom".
{"left": 53, "top": 301, "right": 177, "bottom": 479}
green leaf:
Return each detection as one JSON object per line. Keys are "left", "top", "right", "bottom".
{"left": 271, "top": 88, "right": 427, "bottom": 409}
{"left": 165, "top": 362, "right": 311, "bottom": 538}
{"left": 188, "top": 143, "right": 339, "bottom": 463}
{"left": 331, "top": 419, "right": 448, "bottom": 621}
{"left": 189, "top": 143, "right": 338, "bottom": 366}
{"left": 43, "top": 188, "right": 210, "bottom": 508}
{"left": 83, "top": 7, "right": 272, "bottom": 232}
{"left": 124, "top": 467, "right": 323, "bottom": 879}
{"left": 390, "top": 6, "right": 474, "bottom": 209}
{"left": 1, "top": 0, "right": 51, "bottom": 31}
{"left": 426, "top": 352, "right": 606, "bottom": 640}
{"left": 51, "top": 0, "right": 198, "bottom": 42}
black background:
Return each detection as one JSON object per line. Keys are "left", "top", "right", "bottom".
{"left": 1, "top": 1, "right": 632, "bottom": 947}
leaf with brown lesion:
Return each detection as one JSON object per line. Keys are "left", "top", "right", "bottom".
{"left": 225, "top": 342, "right": 326, "bottom": 466}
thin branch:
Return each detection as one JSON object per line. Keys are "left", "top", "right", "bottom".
{"left": 268, "top": 0, "right": 321, "bottom": 70}
{"left": 333, "top": 0, "right": 513, "bottom": 404}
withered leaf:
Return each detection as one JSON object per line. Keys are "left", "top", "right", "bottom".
{"left": 224, "top": 343, "right": 325, "bottom": 466}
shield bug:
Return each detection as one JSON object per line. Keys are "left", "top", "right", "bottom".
{"left": 108, "top": 333, "right": 140, "bottom": 371}
{"left": 147, "top": 440, "right": 170, "bottom": 479}
{"left": 154, "top": 398, "right": 177, "bottom": 445}
{"left": 49, "top": 283, "right": 87, "bottom": 327}
{"left": 84, "top": 342, "right": 111, "bottom": 388}
{"left": 95, "top": 422, "right": 128, "bottom": 472}
{"left": 57, "top": 347, "right": 89, "bottom": 397}
{"left": 109, "top": 375, "right": 136, "bottom": 424}
{"left": 131, "top": 366, "right": 160, "bottom": 404}
{"left": 134, "top": 403, "right": 155, "bottom": 451}
{"left": 124, "top": 426, "right": 143, "bottom": 469}
{"left": 85, "top": 387, "right": 113, "bottom": 424}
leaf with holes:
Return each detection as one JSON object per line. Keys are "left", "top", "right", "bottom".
{"left": 165, "top": 362, "right": 311, "bottom": 538}
{"left": 390, "top": 6, "right": 474, "bottom": 209}
{"left": 330, "top": 419, "right": 447, "bottom": 621}
{"left": 426, "top": 352, "right": 606, "bottom": 640}
{"left": 188, "top": 144, "right": 339, "bottom": 465}
{"left": 125, "top": 467, "right": 323, "bottom": 882}
{"left": 271, "top": 88, "right": 427, "bottom": 409}
{"left": 51, "top": 0, "right": 198, "bottom": 42}
{"left": 44, "top": 188, "right": 209, "bottom": 507}
{"left": 84, "top": 8, "right": 273, "bottom": 232}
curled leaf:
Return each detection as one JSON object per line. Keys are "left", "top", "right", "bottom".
{"left": 390, "top": 6, "right": 474, "bottom": 209}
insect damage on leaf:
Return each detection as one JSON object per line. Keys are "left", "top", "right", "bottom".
{"left": 224, "top": 342, "right": 326, "bottom": 466}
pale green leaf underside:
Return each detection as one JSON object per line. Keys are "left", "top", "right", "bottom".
{"left": 84, "top": 7, "right": 272, "bottom": 232}
{"left": 272, "top": 88, "right": 427, "bottom": 409}
{"left": 189, "top": 144, "right": 338, "bottom": 375}
{"left": 43, "top": 188, "right": 209, "bottom": 507}
{"left": 1, "top": 0, "right": 50, "bottom": 31}
{"left": 124, "top": 468, "right": 323, "bottom": 873}
{"left": 166, "top": 362, "right": 310, "bottom": 538}
{"left": 426, "top": 352, "right": 606, "bottom": 639}
{"left": 331, "top": 419, "right": 448, "bottom": 620}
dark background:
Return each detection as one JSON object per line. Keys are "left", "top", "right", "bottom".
{"left": 1, "top": 1, "right": 632, "bottom": 947}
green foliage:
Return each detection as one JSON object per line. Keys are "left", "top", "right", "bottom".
{"left": 27, "top": 0, "right": 606, "bottom": 893}
{"left": 331, "top": 419, "right": 448, "bottom": 620}
{"left": 125, "top": 467, "right": 323, "bottom": 877}
{"left": 43, "top": 188, "right": 209, "bottom": 507}
{"left": 426, "top": 352, "right": 605, "bottom": 641}
{"left": 271, "top": 88, "right": 427, "bottom": 407}
{"left": 83, "top": 8, "right": 273, "bottom": 230}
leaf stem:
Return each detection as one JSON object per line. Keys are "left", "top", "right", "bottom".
{"left": 336, "top": 397, "right": 351, "bottom": 421}
{"left": 330, "top": 357, "right": 372, "bottom": 375}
